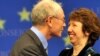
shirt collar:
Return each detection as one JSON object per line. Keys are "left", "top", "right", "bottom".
{"left": 30, "top": 26, "right": 48, "bottom": 49}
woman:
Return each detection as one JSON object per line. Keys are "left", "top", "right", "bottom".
{"left": 59, "top": 8, "right": 100, "bottom": 56}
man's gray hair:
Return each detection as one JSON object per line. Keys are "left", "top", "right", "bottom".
{"left": 31, "top": 0, "right": 62, "bottom": 25}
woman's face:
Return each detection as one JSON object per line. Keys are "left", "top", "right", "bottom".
{"left": 68, "top": 20, "right": 87, "bottom": 45}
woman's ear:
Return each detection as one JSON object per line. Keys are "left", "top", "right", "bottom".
{"left": 85, "top": 31, "right": 90, "bottom": 37}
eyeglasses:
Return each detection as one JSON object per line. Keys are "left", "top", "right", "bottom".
{"left": 52, "top": 16, "right": 65, "bottom": 23}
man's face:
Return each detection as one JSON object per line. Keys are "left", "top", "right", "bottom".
{"left": 50, "top": 10, "right": 66, "bottom": 37}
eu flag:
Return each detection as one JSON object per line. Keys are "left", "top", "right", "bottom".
{"left": 0, "top": 0, "right": 100, "bottom": 56}
{"left": 0, "top": 0, "right": 36, "bottom": 56}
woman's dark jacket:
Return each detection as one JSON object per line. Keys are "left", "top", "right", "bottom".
{"left": 59, "top": 44, "right": 100, "bottom": 56}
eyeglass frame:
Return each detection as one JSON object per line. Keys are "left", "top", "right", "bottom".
{"left": 51, "top": 16, "right": 66, "bottom": 23}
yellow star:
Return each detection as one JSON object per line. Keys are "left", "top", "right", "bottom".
{"left": 63, "top": 36, "right": 71, "bottom": 46}
{"left": 0, "top": 19, "right": 5, "bottom": 30}
{"left": 18, "top": 8, "right": 30, "bottom": 21}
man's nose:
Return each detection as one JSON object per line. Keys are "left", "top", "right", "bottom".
{"left": 63, "top": 22, "right": 66, "bottom": 27}
{"left": 67, "top": 26, "right": 72, "bottom": 32}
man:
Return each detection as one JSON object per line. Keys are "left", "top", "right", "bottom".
{"left": 10, "top": 0, "right": 66, "bottom": 56}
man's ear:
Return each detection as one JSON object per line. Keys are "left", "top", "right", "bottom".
{"left": 45, "top": 16, "right": 52, "bottom": 27}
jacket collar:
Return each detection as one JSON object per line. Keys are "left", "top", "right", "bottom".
{"left": 69, "top": 44, "right": 93, "bottom": 56}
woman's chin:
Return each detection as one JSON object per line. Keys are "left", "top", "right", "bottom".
{"left": 70, "top": 40, "right": 77, "bottom": 45}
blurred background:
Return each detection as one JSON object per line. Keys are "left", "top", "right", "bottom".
{"left": 0, "top": 0, "right": 100, "bottom": 56}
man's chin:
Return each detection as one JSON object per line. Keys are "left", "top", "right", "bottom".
{"left": 56, "top": 34, "right": 62, "bottom": 37}
{"left": 52, "top": 34, "right": 61, "bottom": 38}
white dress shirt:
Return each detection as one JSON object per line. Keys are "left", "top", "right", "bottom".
{"left": 30, "top": 26, "right": 48, "bottom": 54}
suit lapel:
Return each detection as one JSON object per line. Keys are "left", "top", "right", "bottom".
{"left": 26, "top": 29, "right": 48, "bottom": 56}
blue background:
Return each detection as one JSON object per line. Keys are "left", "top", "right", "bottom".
{"left": 0, "top": 0, "right": 100, "bottom": 56}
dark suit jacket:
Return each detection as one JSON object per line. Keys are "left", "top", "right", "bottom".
{"left": 59, "top": 44, "right": 100, "bottom": 56}
{"left": 10, "top": 30, "right": 47, "bottom": 56}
